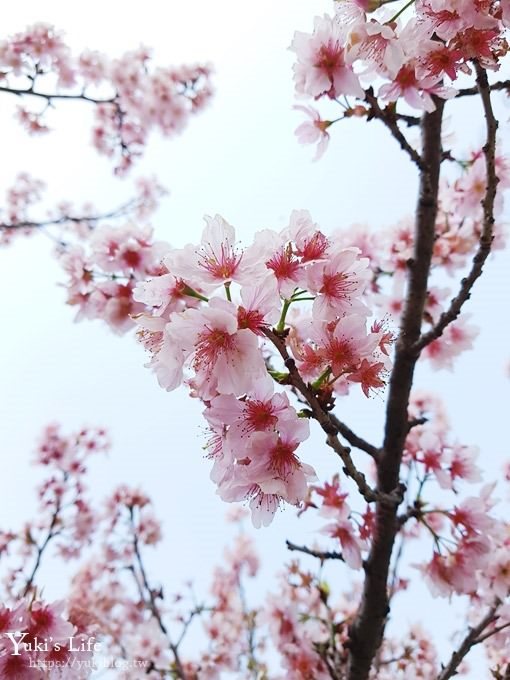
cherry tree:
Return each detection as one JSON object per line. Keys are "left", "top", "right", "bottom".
{"left": 1, "top": 2, "right": 510, "bottom": 679}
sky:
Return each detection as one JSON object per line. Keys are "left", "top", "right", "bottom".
{"left": 0, "top": 0, "right": 509, "bottom": 676}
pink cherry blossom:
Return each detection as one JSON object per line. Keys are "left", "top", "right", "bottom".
{"left": 163, "top": 298, "right": 267, "bottom": 398}
{"left": 293, "top": 105, "right": 331, "bottom": 160}
{"left": 291, "top": 15, "right": 364, "bottom": 100}
{"left": 306, "top": 247, "right": 370, "bottom": 320}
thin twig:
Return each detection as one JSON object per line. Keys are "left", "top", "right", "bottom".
{"left": 406, "top": 416, "right": 428, "bottom": 432}
{"left": 286, "top": 540, "right": 344, "bottom": 562}
{"left": 414, "top": 63, "right": 499, "bottom": 352}
{"left": 0, "top": 84, "right": 115, "bottom": 105}
{"left": 176, "top": 606, "right": 206, "bottom": 648}
{"left": 237, "top": 570, "right": 261, "bottom": 678}
{"left": 474, "top": 620, "right": 510, "bottom": 645}
{"left": 21, "top": 503, "right": 61, "bottom": 598}
{"left": 328, "top": 413, "right": 381, "bottom": 460}
{"left": 395, "top": 112, "right": 421, "bottom": 127}
{"left": 0, "top": 197, "right": 139, "bottom": 233}
{"left": 437, "top": 604, "right": 500, "bottom": 680}
{"left": 326, "top": 432, "right": 400, "bottom": 505}
{"left": 365, "top": 88, "right": 424, "bottom": 169}
{"left": 455, "top": 79, "right": 510, "bottom": 98}
{"left": 129, "top": 508, "right": 186, "bottom": 680}
{"left": 396, "top": 503, "right": 423, "bottom": 527}
{"left": 263, "top": 328, "right": 399, "bottom": 506}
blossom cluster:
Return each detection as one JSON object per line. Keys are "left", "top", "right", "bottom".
{"left": 57, "top": 144, "right": 508, "bottom": 369}
{"left": 1, "top": 425, "right": 109, "bottom": 599}
{"left": 303, "top": 473, "right": 372, "bottom": 570}
{"left": 0, "top": 599, "right": 93, "bottom": 679}
{"left": 0, "top": 173, "right": 45, "bottom": 247}
{"left": 0, "top": 23, "right": 213, "bottom": 173}
{"left": 132, "top": 211, "right": 391, "bottom": 526}
{"left": 0, "top": 173, "right": 165, "bottom": 248}
{"left": 1, "top": 425, "right": 510, "bottom": 678}
{"left": 0, "top": 425, "right": 110, "bottom": 679}
{"left": 397, "top": 392, "right": 507, "bottom": 601}
{"left": 291, "top": 0, "right": 509, "bottom": 157}
{"left": 56, "top": 184, "right": 507, "bottom": 526}
{"left": 58, "top": 218, "right": 170, "bottom": 335}
{"left": 65, "top": 486, "right": 172, "bottom": 678}
{"left": 329, "top": 146, "right": 509, "bottom": 368}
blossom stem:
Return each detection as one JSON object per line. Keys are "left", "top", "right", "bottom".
{"left": 276, "top": 299, "right": 292, "bottom": 332}
{"left": 291, "top": 295, "right": 315, "bottom": 302}
{"left": 311, "top": 367, "right": 332, "bottom": 389}
{"left": 388, "top": 0, "right": 415, "bottom": 23}
{"left": 182, "top": 284, "right": 209, "bottom": 302}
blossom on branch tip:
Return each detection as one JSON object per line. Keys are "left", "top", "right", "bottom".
{"left": 291, "top": 15, "right": 364, "bottom": 100}
{"left": 293, "top": 105, "right": 332, "bottom": 160}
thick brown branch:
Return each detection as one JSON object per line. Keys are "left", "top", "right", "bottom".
{"left": 286, "top": 540, "right": 344, "bottom": 562}
{"left": 437, "top": 604, "right": 499, "bottom": 680}
{"left": 346, "top": 98, "right": 445, "bottom": 680}
{"left": 365, "top": 88, "right": 424, "bottom": 169}
{"left": 414, "top": 64, "right": 499, "bottom": 352}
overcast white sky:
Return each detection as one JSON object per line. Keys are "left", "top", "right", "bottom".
{"left": 0, "top": 1, "right": 509, "bottom": 676}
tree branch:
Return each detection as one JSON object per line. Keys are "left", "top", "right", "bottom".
{"left": 365, "top": 88, "right": 424, "bottom": 169}
{"left": 21, "top": 501, "right": 61, "bottom": 598}
{"left": 455, "top": 79, "right": 510, "bottom": 98}
{"left": 406, "top": 416, "right": 428, "bottom": 431}
{"left": 346, "top": 98, "right": 445, "bottom": 680}
{"left": 395, "top": 112, "right": 421, "bottom": 127}
{"left": 286, "top": 540, "right": 344, "bottom": 562}
{"left": 396, "top": 503, "right": 423, "bottom": 527}
{"left": 0, "top": 197, "right": 140, "bottom": 233}
{"left": 328, "top": 413, "right": 381, "bottom": 460}
{"left": 0, "top": 84, "right": 115, "bottom": 105}
{"left": 414, "top": 63, "right": 499, "bottom": 352}
{"left": 263, "top": 328, "right": 400, "bottom": 506}
{"left": 129, "top": 508, "right": 185, "bottom": 680}
{"left": 474, "top": 620, "right": 510, "bottom": 645}
{"left": 437, "top": 604, "right": 500, "bottom": 680}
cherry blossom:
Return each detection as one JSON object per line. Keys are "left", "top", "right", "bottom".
{"left": 1, "top": 2, "right": 510, "bottom": 678}
{"left": 0, "top": 23, "right": 212, "bottom": 173}
{"left": 293, "top": 105, "right": 332, "bottom": 160}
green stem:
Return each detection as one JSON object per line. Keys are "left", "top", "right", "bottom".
{"left": 267, "top": 368, "right": 290, "bottom": 384}
{"left": 312, "top": 367, "right": 332, "bottom": 389}
{"left": 290, "top": 294, "right": 315, "bottom": 302}
{"left": 388, "top": 0, "right": 415, "bottom": 23}
{"left": 224, "top": 282, "right": 232, "bottom": 302}
{"left": 276, "top": 299, "right": 292, "bottom": 332}
{"left": 182, "top": 284, "right": 209, "bottom": 303}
